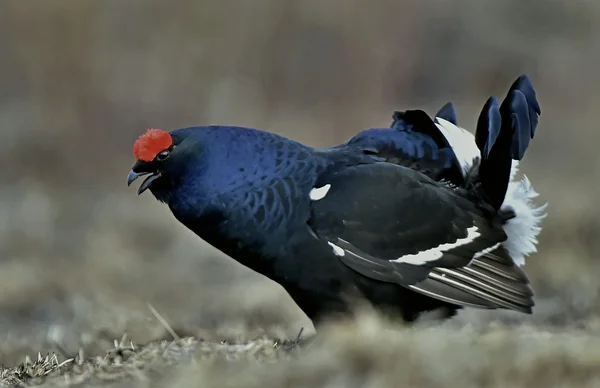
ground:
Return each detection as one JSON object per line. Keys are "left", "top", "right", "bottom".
{"left": 3, "top": 311, "right": 600, "bottom": 387}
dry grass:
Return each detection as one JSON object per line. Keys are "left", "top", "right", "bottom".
{"left": 0, "top": 333, "right": 301, "bottom": 386}
{"left": 3, "top": 313, "right": 600, "bottom": 387}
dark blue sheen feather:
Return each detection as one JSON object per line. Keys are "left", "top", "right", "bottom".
{"left": 435, "top": 102, "right": 458, "bottom": 125}
{"left": 508, "top": 75, "right": 541, "bottom": 138}
{"left": 499, "top": 75, "right": 541, "bottom": 161}
{"left": 344, "top": 109, "right": 464, "bottom": 184}
{"left": 475, "top": 96, "right": 502, "bottom": 159}
{"left": 347, "top": 127, "right": 442, "bottom": 161}
{"left": 503, "top": 90, "right": 531, "bottom": 160}
{"left": 390, "top": 110, "right": 452, "bottom": 151}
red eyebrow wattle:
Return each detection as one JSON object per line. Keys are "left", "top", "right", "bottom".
{"left": 133, "top": 128, "right": 173, "bottom": 162}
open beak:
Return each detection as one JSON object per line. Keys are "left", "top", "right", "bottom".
{"left": 127, "top": 169, "right": 161, "bottom": 195}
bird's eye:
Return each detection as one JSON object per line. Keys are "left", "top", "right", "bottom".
{"left": 156, "top": 150, "right": 170, "bottom": 161}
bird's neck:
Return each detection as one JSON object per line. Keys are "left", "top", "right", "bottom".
{"left": 170, "top": 198, "right": 311, "bottom": 279}
{"left": 163, "top": 150, "right": 322, "bottom": 263}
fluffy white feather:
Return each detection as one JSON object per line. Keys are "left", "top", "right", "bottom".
{"left": 501, "top": 174, "right": 548, "bottom": 266}
{"left": 433, "top": 117, "right": 547, "bottom": 267}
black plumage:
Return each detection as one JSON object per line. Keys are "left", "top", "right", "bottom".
{"left": 127, "top": 75, "right": 544, "bottom": 325}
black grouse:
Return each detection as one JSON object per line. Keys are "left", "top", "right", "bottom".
{"left": 127, "top": 75, "right": 546, "bottom": 324}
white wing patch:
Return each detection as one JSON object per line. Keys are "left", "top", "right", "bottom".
{"left": 473, "top": 242, "right": 502, "bottom": 259}
{"left": 433, "top": 117, "right": 548, "bottom": 267}
{"left": 309, "top": 184, "right": 331, "bottom": 201}
{"left": 392, "top": 226, "right": 481, "bottom": 266}
{"left": 327, "top": 241, "right": 345, "bottom": 256}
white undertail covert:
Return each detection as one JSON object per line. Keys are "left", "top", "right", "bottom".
{"left": 434, "top": 117, "right": 548, "bottom": 267}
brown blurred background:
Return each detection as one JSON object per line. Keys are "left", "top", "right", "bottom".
{"left": 0, "top": 0, "right": 599, "bottom": 366}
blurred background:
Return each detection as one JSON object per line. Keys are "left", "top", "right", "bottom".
{"left": 1, "top": 0, "right": 599, "bottom": 366}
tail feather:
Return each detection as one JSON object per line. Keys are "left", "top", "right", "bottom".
{"left": 476, "top": 96, "right": 513, "bottom": 210}
{"left": 508, "top": 74, "right": 541, "bottom": 140}
{"left": 503, "top": 90, "right": 532, "bottom": 160}
{"left": 475, "top": 75, "right": 540, "bottom": 211}
{"left": 475, "top": 96, "right": 503, "bottom": 159}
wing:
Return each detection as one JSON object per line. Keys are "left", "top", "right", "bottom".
{"left": 308, "top": 162, "right": 534, "bottom": 313}
{"left": 308, "top": 162, "right": 506, "bottom": 286}
{"left": 408, "top": 246, "right": 534, "bottom": 313}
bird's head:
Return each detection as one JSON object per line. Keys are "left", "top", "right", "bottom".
{"left": 127, "top": 128, "right": 203, "bottom": 199}
{"left": 127, "top": 125, "right": 292, "bottom": 204}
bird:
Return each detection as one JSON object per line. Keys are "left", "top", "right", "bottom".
{"left": 127, "top": 75, "right": 546, "bottom": 325}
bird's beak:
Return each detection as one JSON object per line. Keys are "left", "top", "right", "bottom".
{"left": 127, "top": 169, "right": 145, "bottom": 186}
{"left": 127, "top": 164, "right": 161, "bottom": 195}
